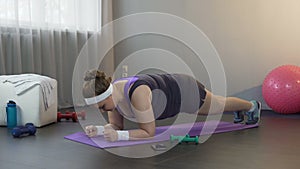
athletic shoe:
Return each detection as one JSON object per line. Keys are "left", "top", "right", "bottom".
{"left": 233, "top": 111, "right": 244, "bottom": 123}
{"left": 245, "top": 100, "right": 262, "bottom": 125}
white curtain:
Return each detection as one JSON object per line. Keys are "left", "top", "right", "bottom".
{"left": 0, "top": 0, "right": 101, "bottom": 31}
{"left": 0, "top": 0, "right": 110, "bottom": 108}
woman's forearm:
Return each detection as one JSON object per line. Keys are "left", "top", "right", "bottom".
{"left": 127, "top": 128, "right": 155, "bottom": 140}
{"left": 105, "top": 123, "right": 122, "bottom": 130}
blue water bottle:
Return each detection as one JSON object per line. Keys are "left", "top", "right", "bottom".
{"left": 6, "top": 100, "right": 17, "bottom": 129}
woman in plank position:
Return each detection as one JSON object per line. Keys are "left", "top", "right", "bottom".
{"left": 83, "top": 70, "right": 261, "bottom": 142}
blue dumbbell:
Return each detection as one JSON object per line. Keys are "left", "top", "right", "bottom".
{"left": 11, "top": 123, "right": 36, "bottom": 138}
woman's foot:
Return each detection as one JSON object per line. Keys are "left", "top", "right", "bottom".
{"left": 233, "top": 111, "right": 244, "bottom": 123}
{"left": 245, "top": 100, "right": 262, "bottom": 125}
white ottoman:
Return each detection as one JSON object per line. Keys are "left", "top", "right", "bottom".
{"left": 0, "top": 74, "right": 57, "bottom": 127}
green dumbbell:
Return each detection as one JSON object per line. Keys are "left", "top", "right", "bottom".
{"left": 170, "top": 134, "right": 199, "bottom": 144}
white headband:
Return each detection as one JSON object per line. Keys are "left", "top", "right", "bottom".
{"left": 84, "top": 83, "right": 113, "bottom": 105}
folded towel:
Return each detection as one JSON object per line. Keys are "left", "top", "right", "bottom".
{"left": 0, "top": 74, "right": 56, "bottom": 110}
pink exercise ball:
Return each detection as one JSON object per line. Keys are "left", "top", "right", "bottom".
{"left": 262, "top": 65, "right": 300, "bottom": 114}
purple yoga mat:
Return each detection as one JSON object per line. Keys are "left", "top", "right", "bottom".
{"left": 64, "top": 121, "right": 258, "bottom": 148}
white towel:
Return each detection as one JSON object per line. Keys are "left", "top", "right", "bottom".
{"left": 0, "top": 74, "right": 56, "bottom": 110}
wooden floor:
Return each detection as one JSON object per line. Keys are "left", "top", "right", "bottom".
{"left": 1, "top": 110, "right": 300, "bottom": 169}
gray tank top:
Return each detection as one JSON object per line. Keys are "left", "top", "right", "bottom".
{"left": 115, "top": 74, "right": 206, "bottom": 120}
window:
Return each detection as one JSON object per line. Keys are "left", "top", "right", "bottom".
{"left": 0, "top": 0, "right": 101, "bottom": 31}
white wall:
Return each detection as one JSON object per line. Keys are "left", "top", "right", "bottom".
{"left": 112, "top": 0, "right": 300, "bottom": 100}
{"left": 185, "top": 0, "right": 300, "bottom": 95}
